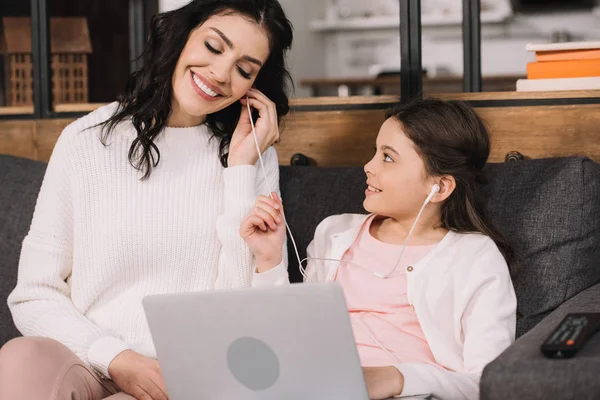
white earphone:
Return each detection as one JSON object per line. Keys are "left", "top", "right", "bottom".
{"left": 297, "top": 182, "right": 441, "bottom": 281}
{"left": 428, "top": 183, "right": 441, "bottom": 201}
{"left": 371, "top": 182, "right": 440, "bottom": 279}
{"left": 246, "top": 96, "right": 441, "bottom": 281}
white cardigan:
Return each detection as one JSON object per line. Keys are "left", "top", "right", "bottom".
{"left": 303, "top": 213, "right": 517, "bottom": 400}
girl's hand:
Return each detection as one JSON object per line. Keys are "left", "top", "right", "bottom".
{"left": 240, "top": 193, "right": 286, "bottom": 273}
{"left": 228, "top": 89, "right": 279, "bottom": 166}
{"left": 362, "top": 366, "right": 404, "bottom": 400}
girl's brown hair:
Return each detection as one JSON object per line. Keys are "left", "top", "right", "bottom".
{"left": 387, "top": 99, "right": 516, "bottom": 274}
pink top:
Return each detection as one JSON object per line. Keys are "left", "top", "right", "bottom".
{"left": 335, "top": 215, "right": 440, "bottom": 367}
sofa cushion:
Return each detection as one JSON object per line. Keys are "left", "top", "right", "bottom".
{"left": 481, "top": 157, "right": 600, "bottom": 336}
{"left": 280, "top": 157, "right": 600, "bottom": 337}
{"left": 0, "top": 155, "right": 46, "bottom": 345}
{"left": 480, "top": 282, "right": 600, "bottom": 400}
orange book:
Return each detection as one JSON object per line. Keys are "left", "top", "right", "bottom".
{"left": 536, "top": 49, "right": 600, "bottom": 62}
{"left": 527, "top": 59, "right": 600, "bottom": 79}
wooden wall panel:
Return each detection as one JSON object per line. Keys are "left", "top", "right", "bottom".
{"left": 276, "top": 109, "right": 386, "bottom": 166}
{"left": 480, "top": 105, "right": 600, "bottom": 163}
{"left": 277, "top": 104, "right": 600, "bottom": 165}
{"left": 34, "top": 120, "right": 71, "bottom": 162}
{"left": 0, "top": 121, "right": 35, "bottom": 160}
{"left": 2, "top": 92, "right": 600, "bottom": 166}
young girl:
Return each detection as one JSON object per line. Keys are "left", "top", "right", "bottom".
{"left": 0, "top": 1, "right": 292, "bottom": 399}
{"left": 242, "top": 99, "right": 518, "bottom": 400}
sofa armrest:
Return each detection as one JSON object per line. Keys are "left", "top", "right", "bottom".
{"left": 480, "top": 282, "right": 600, "bottom": 400}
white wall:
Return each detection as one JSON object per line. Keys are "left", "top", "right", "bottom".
{"left": 427, "top": 10, "right": 600, "bottom": 77}
{"left": 278, "top": 0, "right": 325, "bottom": 97}
{"left": 158, "top": 0, "right": 189, "bottom": 12}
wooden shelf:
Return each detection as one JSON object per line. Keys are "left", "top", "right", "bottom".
{"left": 54, "top": 103, "right": 105, "bottom": 113}
{"left": 434, "top": 90, "right": 600, "bottom": 101}
{"left": 0, "top": 103, "right": 105, "bottom": 116}
{"left": 290, "top": 95, "right": 399, "bottom": 107}
{"left": 3, "top": 92, "right": 599, "bottom": 119}
{"left": 300, "top": 75, "right": 524, "bottom": 96}
{"left": 288, "top": 90, "right": 600, "bottom": 107}
{"left": 0, "top": 106, "right": 34, "bottom": 115}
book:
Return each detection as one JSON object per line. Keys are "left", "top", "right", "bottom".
{"left": 526, "top": 41, "right": 600, "bottom": 52}
{"left": 516, "top": 77, "right": 600, "bottom": 92}
{"left": 536, "top": 49, "right": 600, "bottom": 62}
{"left": 527, "top": 59, "right": 600, "bottom": 79}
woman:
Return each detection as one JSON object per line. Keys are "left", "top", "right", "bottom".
{"left": 0, "top": 1, "right": 293, "bottom": 399}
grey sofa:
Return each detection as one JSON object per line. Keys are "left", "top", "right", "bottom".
{"left": 1, "top": 154, "right": 599, "bottom": 399}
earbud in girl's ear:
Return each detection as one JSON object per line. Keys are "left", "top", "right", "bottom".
{"left": 425, "top": 184, "right": 441, "bottom": 204}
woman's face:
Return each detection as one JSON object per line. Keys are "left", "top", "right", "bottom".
{"left": 170, "top": 13, "right": 270, "bottom": 126}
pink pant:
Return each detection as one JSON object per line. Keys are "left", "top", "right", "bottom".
{"left": 0, "top": 337, "right": 134, "bottom": 400}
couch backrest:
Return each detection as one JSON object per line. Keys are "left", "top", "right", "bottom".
{"left": 1, "top": 155, "right": 599, "bottom": 343}
{"left": 280, "top": 157, "right": 600, "bottom": 337}
{"left": 481, "top": 157, "right": 600, "bottom": 335}
{"left": 0, "top": 155, "right": 47, "bottom": 345}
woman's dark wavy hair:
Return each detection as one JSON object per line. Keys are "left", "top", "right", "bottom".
{"left": 386, "top": 99, "right": 517, "bottom": 276}
{"left": 100, "top": 0, "right": 293, "bottom": 178}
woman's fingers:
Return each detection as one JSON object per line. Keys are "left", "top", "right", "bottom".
{"left": 240, "top": 97, "right": 268, "bottom": 117}
{"left": 131, "top": 385, "right": 153, "bottom": 400}
{"left": 242, "top": 91, "right": 278, "bottom": 144}
{"left": 247, "top": 89, "right": 277, "bottom": 117}
{"left": 148, "top": 378, "right": 168, "bottom": 400}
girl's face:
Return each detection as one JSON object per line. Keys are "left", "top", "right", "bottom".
{"left": 363, "top": 118, "right": 435, "bottom": 220}
{"left": 170, "top": 13, "right": 270, "bottom": 125}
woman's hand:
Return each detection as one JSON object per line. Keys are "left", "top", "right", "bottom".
{"left": 240, "top": 193, "right": 286, "bottom": 273}
{"left": 108, "top": 350, "right": 168, "bottom": 400}
{"left": 228, "top": 88, "right": 279, "bottom": 166}
{"left": 363, "top": 366, "right": 404, "bottom": 400}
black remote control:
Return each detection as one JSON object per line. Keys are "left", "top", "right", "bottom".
{"left": 540, "top": 313, "right": 600, "bottom": 358}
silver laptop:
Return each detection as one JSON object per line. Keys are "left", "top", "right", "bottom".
{"left": 143, "top": 282, "right": 370, "bottom": 400}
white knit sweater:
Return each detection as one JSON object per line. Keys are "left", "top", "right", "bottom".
{"left": 8, "top": 103, "right": 289, "bottom": 378}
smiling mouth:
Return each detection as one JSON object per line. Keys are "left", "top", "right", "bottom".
{"left": 367, "top": 185, "right": 382, "bottom": 193}
{"left": 191, "top": 72, "right": 223, "bottom": 98}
